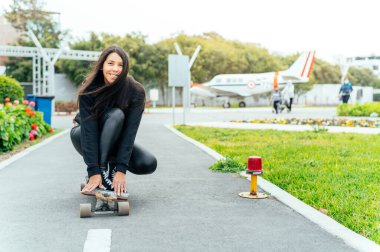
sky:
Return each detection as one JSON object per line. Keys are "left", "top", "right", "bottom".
{"left": 1, "top": 0, "right": 380, "bottom": 63}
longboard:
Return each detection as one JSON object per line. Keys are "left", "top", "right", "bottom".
{"left": 79, "top": 182, "right": 129, "bottom": 218}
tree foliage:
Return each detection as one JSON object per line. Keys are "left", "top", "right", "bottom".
{"left": 5, "top": 0, "right": 64, "bottom": 47}
{"left": 4, "top": 0, "right": 65, "bottom": 82}
{"left": 157, "top": 32, "right": 283, "bottom": 84}
{"left": 0, "top": 75, "right": 25, "bottom": 102}
{"left": 57, "top": 32, "right": 103, "bottom": 85}
{"left": 347, "top": 67, "right": 380, "bottom": 88}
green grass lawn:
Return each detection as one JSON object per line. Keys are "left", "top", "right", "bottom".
{"left": 175, "top": 125, "right": 380, "bottom": 244}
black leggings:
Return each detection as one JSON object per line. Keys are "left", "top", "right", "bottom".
{"left": 342, "top": 95, "right": 350, "bottom": 104}
{"left": 273, "top": 101, "right": 281, "bottom": 114}
{"left": 285, "top": 98, "right": 293, "bottom": 111}
{"left": 70, "top": 108, "right": 157, "bottom": 175}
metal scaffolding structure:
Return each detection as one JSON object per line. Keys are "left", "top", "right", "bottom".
{"left": 0, "top": 44, "right": 101, "bottom": 95}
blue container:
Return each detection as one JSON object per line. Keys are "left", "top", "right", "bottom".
{"left": 24, "top": 95, "right": 55, "bottom": 125}
{"left": 26, "top": 94, "right": 36, "bottom": 104}
{"left": 35, "top": 96, "right": 55, "bottom": 125}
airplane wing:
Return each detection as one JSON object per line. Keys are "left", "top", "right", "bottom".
{"left": 191, "top": 84, "right": 246, "bottom": 98}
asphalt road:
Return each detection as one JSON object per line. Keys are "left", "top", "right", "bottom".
{"left": 0, "top": 107, "right": 359, "bottom": 251}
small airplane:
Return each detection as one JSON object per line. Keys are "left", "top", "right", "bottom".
{"left": 190, "top": 51, "right": 316, "bottom": 108}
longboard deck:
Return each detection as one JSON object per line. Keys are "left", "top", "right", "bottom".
{"left": 81, "top": 188, "right": 129, "bottom": 200}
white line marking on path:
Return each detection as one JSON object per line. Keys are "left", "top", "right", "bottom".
{"left": 83, "top": 229, "right": 112, "bottom": 252}
{"left": 0, "top": 129, "right": 70, "bottom": 172}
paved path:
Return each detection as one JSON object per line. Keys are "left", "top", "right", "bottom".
{"left": 0, "top": 108, "right": 368, "bottom": 251}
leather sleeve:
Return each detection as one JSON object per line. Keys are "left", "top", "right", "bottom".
{"left": 79, "top": 94, "right": 101, "bottom": 177}
{"left": 114, "top": 87, "right": 146, "bottom": 174}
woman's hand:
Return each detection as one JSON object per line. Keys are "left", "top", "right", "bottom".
{"left": 82, "top": 174, "right": 103, "bottom": 192}
{"left": 113, "top": 172, "right": 127, "bottom": 196}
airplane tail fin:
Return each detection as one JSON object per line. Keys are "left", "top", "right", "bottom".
{"left": 282, "top": 51, "right": 316, "bottom": 80}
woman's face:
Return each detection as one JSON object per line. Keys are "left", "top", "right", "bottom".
{"left": 102, "top": 52, "right": 123, "bottom": 85}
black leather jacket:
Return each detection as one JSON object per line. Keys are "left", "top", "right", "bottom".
{"left": 78, "top": 81, "right": 145, "bottom": 177}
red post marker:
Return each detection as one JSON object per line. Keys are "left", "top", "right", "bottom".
{"left": 239, "top": 156, "right": 268, "bottom": 199}
{"left": 246, "top": 156, "right": 263, "bottom": 175}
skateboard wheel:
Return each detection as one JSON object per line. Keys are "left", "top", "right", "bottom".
{"left": 80, "top": 203, "right": 92, "bottom": 218}
{"left": 80, "top": 183, "right": 86, "bottom": 191}
{"left": 117, "top": 201, "right": 130, "bottom": 216}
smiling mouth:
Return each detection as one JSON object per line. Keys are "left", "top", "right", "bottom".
{"left": 109, "top": 74, "right": 119, "bottom": 78}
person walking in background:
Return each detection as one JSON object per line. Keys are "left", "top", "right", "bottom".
{"left": 339, "top": 77, "right": 353, "bottom": 104}
{"left": 272, "top": 88, "right": 281, "bottom": 114}
{"left": 281, "top": 81, "right": 294, "bottom": 112}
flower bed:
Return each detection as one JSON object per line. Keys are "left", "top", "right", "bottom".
{"left": 0, "top": 98, "right": 53, "bottom": 152}
{"left": 231, "top": 118, "right": 380, "bottom": 128}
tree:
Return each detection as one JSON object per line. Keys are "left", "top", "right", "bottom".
{"left": 57, "top": 32, "right": 158, "bottom": 88}
{"left": 57, "top": 32, "right": 104, "bottom": 86}
{"left": 4, "top": 0, "right": 65, "bottom": 82}
{"left": 311, "top": 59, "right": 341, "bottom": 84}
{"left": 4, "top": 0, "right": 64, "bottom": 47}
{"left": 347, "top": 67, "right": 380, "bottom": 88}
{"left": 157, "top": 32, "right": 282, "bottom": 83}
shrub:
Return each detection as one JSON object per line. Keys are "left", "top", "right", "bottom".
{"left": 0, "top": 75, "right": 24, "bottom": 103}
{"left": 337, "top": 102, "right": 380, "bottom": 116}
{"left": 210, "top": 156, "right": 245, "bottom": 173}
{"left": 0, "top": 100, "right": 52, "bottom": 152}
{"left": 336, "top": 104, "right": 351, "bottom": 116}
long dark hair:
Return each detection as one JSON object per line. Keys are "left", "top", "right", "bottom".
{"left": 78, "top": 45, "right": 132, "bottom": 119}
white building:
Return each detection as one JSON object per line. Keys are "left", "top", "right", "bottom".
{"left": 21, "top": 73, "right": 78, "bottom": 101}
{"left": 346, "top": 55, "right": 380, "bottom": 77}
{"left": 0, "top": 15, "right": 20, "bottom": 68}
{"left": 297, "top": 84, "right": 373, "bottom": 105}
{"left": 0, "top": 15, "right": 19, "bottom": 45}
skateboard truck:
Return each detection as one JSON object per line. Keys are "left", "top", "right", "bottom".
{"left": 239, "top": 156, "right": 269, "bottom": 199}
{"left": 80, "top": 183, "right": 130, "bottom": 218}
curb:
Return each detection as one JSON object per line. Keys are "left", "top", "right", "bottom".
{"left": 165, "top": 125, "right": 380, "bottom": 252}
{"left": 0, "top": 129, "right": 70, "bottom": 171}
